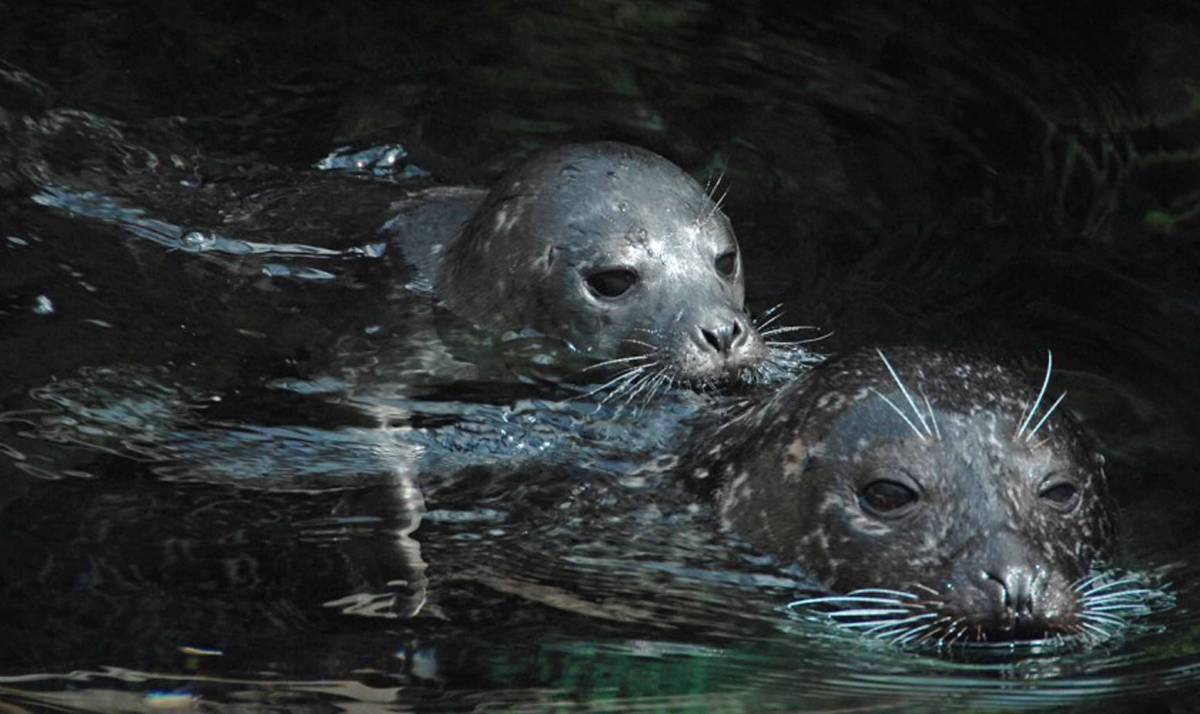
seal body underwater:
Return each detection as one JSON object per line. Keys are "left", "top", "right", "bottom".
{"left": 382, "top": 142, "right": 772, "bottom": 387}
{"left": 684, "top": 346, "right": 1130, "bottom": 643}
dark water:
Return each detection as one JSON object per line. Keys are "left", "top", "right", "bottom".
{"left": 3, "top": 1, "right": 1200, "bottom": 711}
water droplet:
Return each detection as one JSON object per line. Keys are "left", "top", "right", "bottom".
{"left": 32, "top": 295, "right": 54, "bottom": 315}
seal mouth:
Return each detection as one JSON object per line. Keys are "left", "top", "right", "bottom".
{"left": 578, "top": 338, "right": 820, "bottom": 404}
{"left": 787, "top": 570, "right": 1173, "bottom": 650}
{"left": 576, "top": 306, "right": 827, "bottom": 403}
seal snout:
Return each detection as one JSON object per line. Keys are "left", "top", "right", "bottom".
{"left": 978, "top": 565, "right": 1050, "bottom": 637}
{"left": 683, "top": 312, "right": 767, "bottom": 380}
{"left": 698, "top": 316, "right": 747, "bottom": 355}
{"left": 947, "top": 557, "right": 1081, "bottom": 642}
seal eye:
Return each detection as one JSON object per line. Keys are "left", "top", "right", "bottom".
{"left": 859, "top": 479, "right": 919, "bottom": 517}
{"left": 586, "top": 268, "right": 638, "bottom": 298}
{"left": 1039, "top": 481, "right": 1079, "bottom": 510}
{"left": 715, "top": 250, "right": 737, "bottom": 278}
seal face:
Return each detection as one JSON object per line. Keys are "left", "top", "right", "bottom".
{"left": 434, "top": 142, "right": 768, "bottom": 385}
{"left": 686, "top": 346, "right": 1122, "bottom": 643}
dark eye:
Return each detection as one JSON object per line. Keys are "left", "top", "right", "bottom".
{"left": 586, "top": 268, "right": 638, "bottom": 298}
{"left": 1039, "top": 481, "right": 1079, "bottom": 509}
{"left": 715, "top": 250, "right": 737, "bottom": 277}
{"left": 859, "top": 479, "right": 919, "bottom": 516}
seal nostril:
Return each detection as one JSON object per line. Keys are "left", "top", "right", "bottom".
{"left": 698, "top": 320, "right": 746, "bottom": 354}
{"left": 730, "top": 318, "right": 748, "bottom": 349}
{"left": 984, "top": 568, "right": 1037, "bottom": 616}
{"left": 701, "top": 327, "right": 723, "bottom": 352}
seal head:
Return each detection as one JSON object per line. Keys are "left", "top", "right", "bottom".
{"left": 436, "top": 142, "right": 766, "bottom": 384}
{"left": 688, "top": 347, "right": 1117, "bottom": 642}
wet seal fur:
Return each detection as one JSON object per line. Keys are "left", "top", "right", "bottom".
{"left": 384, "top": 142, "right": 779, "bottom": 388}
{"left": 684, "top": 346, "right": 1166, "bottom": 645}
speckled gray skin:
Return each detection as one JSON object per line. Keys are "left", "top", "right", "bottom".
{"left": 685, "top": 346, "right": 1116, "bottom": 642}
{"left": 394, "top": 142, "right": 766, "bottom": 383}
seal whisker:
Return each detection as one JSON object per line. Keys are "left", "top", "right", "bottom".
{"left": 1071, "top": 572, "right": 1108, "bottom": 593}
{"left": 1016, "top": 350, "right": 1054, "bottom": 439}
{"left": 1077, "top": 621, "right": 1111, "bottom": 641}
{"left": 921, "top": 388, "right": 941, "bottom": 441}
{"left": 1077, "top": 576, "right": 1143, "bottom": 596}
{"left": 910, "top": 583, "right": 941, "bottom": 597}
{"left": 1079, "top": 612, "right": 1132, "bottom": 628}
{"left": 874, "top": 349, "right": 933, "bottom": 438}
{"left": 761, "top": 327, "right": 830, "bottom": 343}
{"left": 637, "top": 369, "right": 673, "bottom": 410}
{"left": 859, "top": 613, "right": 938, "bottom": 633}
{"left": 1082, "top": 588, "right": 1163, "bottom": 604}
{"left": 704, "top": 170, "right": 725, "bottom": 201}
{"left": 760, "top": 325, "right": 821, "bottom": 336}
{"left": 619, "top": 369, "right": 659, "bottom": 407}
{"left": 790, "top": 595, "right": 910, "bottom": 607}
{"left": 847, "top": 588, "right": 919, "bottom": 600}
{"left": 1025, "top": 391, "right": 1067, "bottom": 441}
{"left": 917, "top": 616, "right": 956, "bottom": 646}
{"left": 755, "top": 309, "right": 787, "bottom": 331}
{"left": 582, "top": 353, "right": 658, "bottom": 372}
{"left": 580, "top": 365, "right": 648, "bottom": 403}
{"left": 620, "top": 337, "right": 660, "bottom": 351}
{"left": 704, "top": 188, "right": 729, "bottom": 227}
{"left": 826, "top": 608, "right": 914, "bottom": 618}
{"left": 1086, "top": 603, "right": 1153, "bottom": 614}
{"left": 869, "top": 388, "right": 928, "bottom": 442}
{"left": 890, "top": 623, "right": 939, "bottom": 645}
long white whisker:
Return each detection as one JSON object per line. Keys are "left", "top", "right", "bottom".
{"left": 760, "top": 325, "right": 821, "bottom": 337}
{"left": 826, "top": 608, "right": 913, "bottom": 618}
{"left": 623, "top": 367, "right": 666, "bottom": 407}
{"left": 1078, "top": 576, "right": 1142, "bottom": 597}
{"left": 921, "top": 389, "right": 940, "bottom": 441}
{"left": 577, "top": 365, "right": 646, "bottom": 402}
{"left": 861, "top": 614, "right": 938, "bottom": 635}
{"left": 639, "top": 371, "right": 670, "bottom": 409}
{"left": 847, "top": 588, "right": 919, "bottom": 600}
{"left": 789, "top": 595, "right": 907, "bottom": 607}
{"left": 621, "top": 338, "right": 659, "bottom": 350}
{"left": 1071, "top": 572, "right": 1108, "bottom": 593}
{"left": 582, "top": 353, "right": 657, "bottom": 372}
{"left": 875, "top": 349, "right": 931, "bottom": 437}
{"left": 756, "top": 311, "right": 786, "bottom": 331}
{"left": 1025, "top": 391, "right": 1067, "bottom": 441}
{"left": 870, "top": 388, "right": 927, "bottom": 442}
{"left": 1016, "top": 350, "right": 1053, "bottom": 439}
{"left": 891, "top": 622, "right": 939, "bottom": 645}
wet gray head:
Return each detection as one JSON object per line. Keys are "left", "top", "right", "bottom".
{"left": 436, "top": 142, "right": 766, "bottom": 384}
{"left": 689, "top": 347, "right": 1123, "bottom": 643}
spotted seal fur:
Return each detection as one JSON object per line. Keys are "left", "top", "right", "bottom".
{"left": 683, "top": 346, "right": 1166, "bottom": 644}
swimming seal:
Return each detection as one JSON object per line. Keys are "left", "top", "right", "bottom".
{"left": 384, "top": 142, "right": 771, "bottom": 386}
{"left": 684, "top": 346, "right": 1134, "bottom": 644}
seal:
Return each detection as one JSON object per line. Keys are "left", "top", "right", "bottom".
{"left": 384, "top": 142, "right": 776, "bottom": 389}
{"left": 682, "top": 346, "right": 1162, "bottom": 645}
